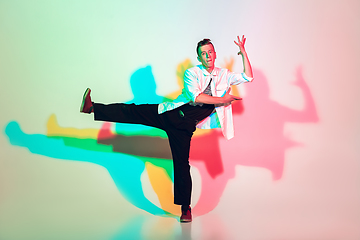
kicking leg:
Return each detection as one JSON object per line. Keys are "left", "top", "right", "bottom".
{"left": 93, "top": 103, "right": 165, "bottom": 130}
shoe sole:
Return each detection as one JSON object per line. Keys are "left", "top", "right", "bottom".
{"left": 80, "top": 88, "right": 91, "bottom": 113}
{"left": 180, "top": 219, "right": 192, "bottom": 223}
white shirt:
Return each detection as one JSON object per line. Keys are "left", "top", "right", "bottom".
{"left": 158, "top": 64, "right": 253, "bottom": 140}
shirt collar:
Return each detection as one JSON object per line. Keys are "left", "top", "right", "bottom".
{"left": 198, "top": 65, "right": 218, "bottom": 76}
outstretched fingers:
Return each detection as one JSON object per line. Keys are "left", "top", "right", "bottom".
{"left": 232, "top": 95, "right": 242, "bottom": 101}
{"left": 234, "top": 35, "right": 246, "bottom": 46}
{"left": 235, "top": 35, "right": 247, "bottom": 55}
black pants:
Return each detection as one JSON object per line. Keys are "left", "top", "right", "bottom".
{"left": 93, "top": 103, "right": 197, "bottom": 206}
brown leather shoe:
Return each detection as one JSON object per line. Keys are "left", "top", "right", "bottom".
{"left": 180, "top": 207, "right": 192, "bottom": 223}
{"left": 80, "top": 88, "right": 93, "bottom": 113}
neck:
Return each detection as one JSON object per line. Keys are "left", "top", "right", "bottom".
{"left": 205, "top": 66, "right": 214, "bottom": 73}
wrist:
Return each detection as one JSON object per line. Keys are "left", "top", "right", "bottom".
{"left": 220, "top": 96, "right": 228, "bottom": 104}
{"left": 239, "top": 51, "right": 247, "bottom": 57}
{"left": 220, "top": 97, "right": 225, "bottom": 104}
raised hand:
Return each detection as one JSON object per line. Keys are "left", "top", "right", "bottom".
{"left": 234, "top": 35, "right": 247, "bottom": 56}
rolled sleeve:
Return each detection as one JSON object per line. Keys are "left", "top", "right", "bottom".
{"left": 241, "top": 72, "right": 254, "bottom": 82}
{"left": 228, "top": 71, "right": 254, "bottom": 85}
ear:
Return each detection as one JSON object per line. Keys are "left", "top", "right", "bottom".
{"left": 197, "top": 56, "right": 201, "bottom": 62}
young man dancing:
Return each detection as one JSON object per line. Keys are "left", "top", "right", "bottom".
{"left": 80, "top": 36, "right": 253, "bottom": 222}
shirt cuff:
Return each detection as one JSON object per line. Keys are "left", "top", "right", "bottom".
{"left": 241, "top": 72, "right": 254, "bottom": 82}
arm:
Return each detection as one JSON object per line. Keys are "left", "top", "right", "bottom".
{"left": 234, "top": 35, "right": 253, "bottom": 78}
{"left": 195, "top": 89, "right": 241, "bottom": 104}
{"left": 183, "top": 69, "right": 239, "bottom": 104}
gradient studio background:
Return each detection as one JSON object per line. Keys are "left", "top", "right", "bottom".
{"left": 1, "top": 0, "right": 359, "bottom": 239}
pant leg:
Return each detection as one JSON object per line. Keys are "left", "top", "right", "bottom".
{"left": 93, "top": 103, "right": 165, "bottom": 130}
{"left": 93, "top": 102, "right": 196, "bottom": 206}
{"left": 163, "top": 109, "right": 197, "bottom": 206}
{"left": 166, "top": 128, "right": 194, "bottom": 205}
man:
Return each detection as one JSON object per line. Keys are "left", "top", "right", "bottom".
{"left": 80, "top": 36, "right": 253, "bottom": 223}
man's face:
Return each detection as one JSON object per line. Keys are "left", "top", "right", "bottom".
{"left": 197, "top": 44, "right": 216, "bottom": 70}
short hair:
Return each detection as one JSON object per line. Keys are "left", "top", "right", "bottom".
{"left": 196, "top": 39, "right": 215, "bottom": 56}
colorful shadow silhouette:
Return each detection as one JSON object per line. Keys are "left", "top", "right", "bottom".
{"left": 4, "top": 60, "right": 318, "bottom": 220}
